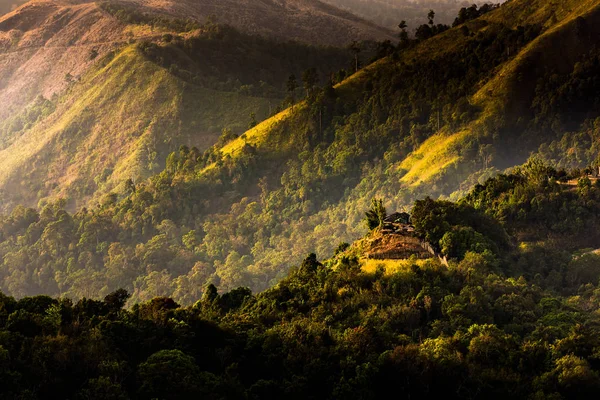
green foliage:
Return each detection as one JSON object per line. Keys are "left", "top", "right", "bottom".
{"left": 99, "top": 2, "right": 200, "bottom": 32}
{"left": 365, "top": 198, "right": 387, "bottom": 230}
{"left": 3, "top": 1, "right": 600, "bottom": 318}
{"left": 0, "top": 1, "right": 600, "bottom": 395}
{"left": 0, "top": 5, "right": 586, "bottom": 305}
{"left": 0, "top": 228, "right": 598, "bottom": 399}
{"left": 0, "top": 96, "right": 55, "bottom": 151}
{"left": 412, "top": 196, "right": 508, "bottom": 258}
{"left": 138, "top": 349, "right": 216, "bottom": 399}
{"left": 452, "top": 4, "right": 500, "bottom": 27}
{"left": 439, "top": 226, "right": 496, "bottom": 260}
{"left": 136, "top": 25, "right": 352, "bottom": 99}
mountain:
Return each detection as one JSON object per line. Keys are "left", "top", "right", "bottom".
{"left": 118, "top": 0, "right": 396, "bottom": 46}
{"left": 0, "top": 0, "right": 388, "bottom": 211}
{"left": 320, "top": 0, "right": 504, "bottom": 30}
{"left": 3, "top": 0, "right": 600, "bottom": 397}
{"left": 2, "top": 0, "right": 600, "bottom": 303}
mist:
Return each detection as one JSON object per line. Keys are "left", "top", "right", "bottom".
{"left": 0, "top": 0, "right": 25, "bottom": 15}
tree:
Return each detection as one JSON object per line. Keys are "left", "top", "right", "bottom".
{"left": 300, "top": 253, "right": 321, "bottom": 274}
{"left": 287, "top": 74, "right": 298, "bottom": 108}
{"left": 137, "top": 349, "right": 214, "bottom": 399}
{"left": 542, "top": 355, "right": 600, "bottom": 398}
{"left": 415, "top": 24, "right": 433, "bottom": 41}
{"left": 439, "top": 226, "right": 495, "bottom": 260}
{"left": 218, "top": 127, "right": 237, "bottom": 147}
{"left": 376, "top": 40, "right": 395, "bottom": 59}
{"left": 428, "top": 9, "right": 435, "bottom": 25}
{"left": 104, "top": 289, "right": 130, "bottom": 312}
{"left": 415, "top": 10, "right": 448, "bottom": 41}
{"left": 248, "top": 112, "right": 258, "bottom": 129}
{"left": 349, "top": 41, "right": 361, "bottom": 73}
{"left": 302, "top": 67, "right": 318, "bottom": 99}
{"left": 398, "top": 20, "right": 409, "bottom": 45}
{"left": 124, "top": 178, "right": 136, "bottom": 195}
{"left": 479, "top": 144, "right": 494, "bottom": 169}
{"left": 202, "top": 283, "right": 219, "bottom": 304}
{"left": 365, "top": 198, "right": 387, "bottom": 230}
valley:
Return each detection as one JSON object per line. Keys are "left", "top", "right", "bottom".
{"left": 1, "top": 0, "right": 600, "bottom": 398}
{"left": 0, "top": 0, "right": 599, "bottom": 305}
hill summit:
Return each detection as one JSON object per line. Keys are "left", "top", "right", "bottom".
{"left": 0, "top": 0, "right": 389, "bottom": 211}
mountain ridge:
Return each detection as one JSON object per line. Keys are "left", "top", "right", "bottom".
{"left": 0, "top": 0, "right": 375, "bottom": 211}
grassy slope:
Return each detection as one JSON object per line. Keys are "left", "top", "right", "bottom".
{"left": 0, "top": 0, "right": 365, "bottom": 212}
{"left": 399, "top": 130, "right": 470, "bottom": 187}
{"left": 0, "top": 45, "right": 273, "bottom": 210}
{"left": 198, "top": 0, "right": 600, "bottom": 208}
{"left": 399, "top": 0, "right": 600, "bottom": 195}
{"left": 360, "top": 257, "right": 432, "bottom": 274}
{"left": 474, "top": 0, "right": 600, "bottom": 111}
{"left": 201, "top": 57, "right": 380, "bottom": 172}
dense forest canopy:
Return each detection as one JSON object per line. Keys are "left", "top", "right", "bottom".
{"left": 2, "top": 164, "right": 600, "bottom": 398}
{"left": 1, "top": 0, "right": 600, "bottom": 397}
{"left": 1, "top": 0, "right": 600, "bottom": 305}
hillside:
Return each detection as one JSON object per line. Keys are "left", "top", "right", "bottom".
{"left": 322, "top": 0, "right": 501, "bottom": 30}
{"left": 2, "top": 0, "right": 600, "bottom": 303}
{"left": 0, "top": 45, "right": 275, "bottom": 210}
{"left": 0, "top": 0, "right": 372, "bottom": 210}
{"left": 119, "top": 0, "right": 396, "bottom": 45}
{"left": 0, "top": 0, "right": 392, "bottom": 118}
{"left": 3, "top": 166, "right": 600, "bottom": 398}
{"left": 3, "top": 0, "right": 600, "bottom": 397}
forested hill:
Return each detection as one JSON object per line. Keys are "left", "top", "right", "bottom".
{"left": 321, "top": 0, "right": 504, "bottom": 30}
{"left": 4, "top": 0, "right": 600, "bottom": 397}
{"left": 3, "top": 163, "right": 600, "bottom": 399}
{"left": 3, "top": 0, "right": 600, "bottom": 303}
{"left": 0, "top": 0, "right": 377, "bottom": 211}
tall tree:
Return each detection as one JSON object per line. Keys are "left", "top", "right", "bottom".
{"left": 349, "top": 41, "right": 361, "bottom": 73}
{"left": 302, "top": 68, "right": 318, "bottom": 99}
{"left": 365, "top": 198, "right": 387, "bottom": 230}
{"left": 398, "top": 20, "right": 409, "bottom": 45}
{"left": 248, "top": 112, "right": 258, "bottom": 129}
{"left": 428, "top": 9, "right": 435, "bottom": 25}
{"left": 287, "top": 74, "right": 298, "bottom": 109}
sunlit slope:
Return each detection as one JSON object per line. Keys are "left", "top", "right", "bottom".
{"left": 203, "top": 0, "right": 600, "bottom": 200}
{"left": 0, "top": 1, "right": 119, "bottom": 119}
{"left": 399, "top": 130, "right": 470, "bottom": 187}
{"left": 0, "top": 0, "right": 387, "bottom": 212}
{"left": 0, "top": 45, "right": 272, "bottom": 210}
{"left": 397, "top": 0, "right": 600, "bottom": 193}
{"left": 474, "top": 0, "right": 600, "bottom": 115}
{"left": 483, "top": 0, "right": 600, "bottom": 28}
{"left": 199, "top": 58, "right": 377, "bottom": 173}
